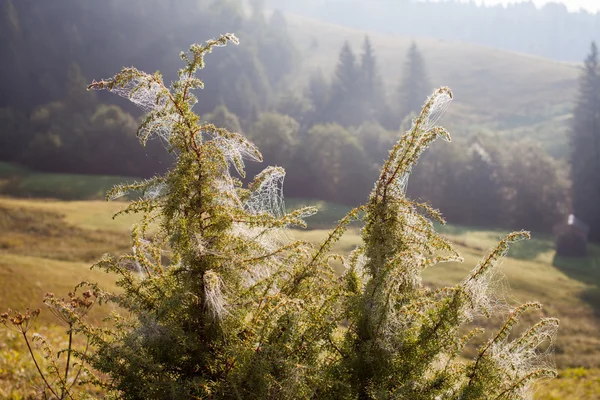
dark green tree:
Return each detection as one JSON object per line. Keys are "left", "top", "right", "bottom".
{"left": 396, "top": 41, "right": 431, "bottom": 125}
{"left": 408, "top": 135, "right": 567, "bottom": 232}
{"left": 406, "top": 139, "right": 465, "bottom": 219}
{"left": 412, "top": 138, "right": 506, "bottom": 229}
{"left": 352, "top": 121, "right": 395, "bottom": 169}
{"left": 571, "top": 42, "right": 600, "bottom": 242}
{"left": 502, "top": 140, "right": 569, "bottom": 233}
{"left": 459, "top": 141, "right": 505, "bottom": 228}
{"left": 328, "top": 41, "right": 365, "bottom": 126}
{"left": 23, "top": 64, "right": 167, "bottom": 176}
{"left": 334, "top": 41, "right": 358, "bottom": 95}
{"left": 0, "top": 108, "right": 28, "bottom": 162}
{"left": 360, "top": 36, "right": 386, "bottom": 122}
{"left": 248, "top": 112, "right": 300, "bottom": 166}
{"left": 306, "top": 123, "right": 372, "bottom": 204}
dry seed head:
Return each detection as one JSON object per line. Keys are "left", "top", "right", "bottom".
{"left": 1, "top": 308, "right": 40, "bottom": 332}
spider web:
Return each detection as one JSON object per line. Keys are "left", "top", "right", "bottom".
{"left": 245, "top": 168, "right": 286, "bottom": 219}
{"left": 421, "top": 89, "right": 453, "bottom": 133}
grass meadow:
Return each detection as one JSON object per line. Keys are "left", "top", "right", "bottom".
{"left": 0, "top": 162, "right": 137, "bottom": 201}
{"left": 0, "top": 195, "right": 599, "bottom": 398}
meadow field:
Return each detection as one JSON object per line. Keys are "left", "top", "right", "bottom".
{"left": 0, "top": 193, "right": 599, "bottom": 398}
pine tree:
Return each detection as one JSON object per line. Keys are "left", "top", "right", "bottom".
{"left": 360, "top": 36, "right": 386, "bottom": 122}
{"left": 332, "top": 41, "right": 358, "bottom": 100}
{"left": 503, "top": 140, "right": 568, "bottom": 233}
{"left": 328, "top": 41, "right": 365, "bottom": 126}
{"left": 396, "top": 41, "right": 431, "bottom": 125}
{"left": 276, "top": 90, "right": 314, "bottom": 125}
{"left": 571, "top": 42, "right": 600, "bottom": 243}
{"left": 3, "top": 35, "right": 558, "bottom": 399}
{"left": 249, "top": 112, "right": 300, "bottom": 165}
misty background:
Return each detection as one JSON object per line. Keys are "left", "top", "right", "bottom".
{"left": 0, "top": 0, "right": 597, "bottom": 237}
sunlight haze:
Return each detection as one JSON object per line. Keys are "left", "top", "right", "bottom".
{"left": 451, "top": 0, "right": 600, "bottom": 12}
{"left": 3, "top": 1, "right": 600, "bottom": 397}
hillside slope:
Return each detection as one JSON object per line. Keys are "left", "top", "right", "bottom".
{"left": 1, "top": 198, "right": 599, "bottom": 397}
{"left": 285, "top": 13, "right": 580, "bottom": 156}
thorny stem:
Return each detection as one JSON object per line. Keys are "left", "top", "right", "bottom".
{"left": 224, "top": 356, "right": 237, "bottom": 377}
{"left": 283, "top": 339, "right": 309, "bottom": 359}
{"left": 109, "top": 260, "right": 156, "bottom": 309}
{"left": 328, "top": 336, "right": 346, "bottom": 358}
{"left": 242, "top": 241, "right": 310, "bottom": 263}
{"left": 251, "top": 271, "right": 285, "bottom": 326}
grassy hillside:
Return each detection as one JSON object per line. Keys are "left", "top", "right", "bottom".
{"left": 0, "top": 199, "right": 131, "bottom": 322}
{"left": 285, "top": 13, "right": 579, "bottom": 157}
{"left": 1, "top": 197, "right": 599, "bottom": 398}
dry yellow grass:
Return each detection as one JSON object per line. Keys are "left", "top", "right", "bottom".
{"left": 0, "top": 196, "right": 137, "bottom": 231}
{"left": 0, "top": 198, "right": 127, "bottom": 326}
{"left": 1, "top": 197, "right": 599, "bottom": 398}
{"left": 534, "top": 368, "right": 600, "bottom": 399}
{"left": 0, "top": 253, "right": 119, "bottom": 325}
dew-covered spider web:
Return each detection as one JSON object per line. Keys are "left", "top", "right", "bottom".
{"left": 110, "top": 77, "right": 168, "bottom": 113}
{"left": 421, "top": 88, "right": 453, "bottom": 133}
{"left": 390, "top": 88, "right": 453, "bottom": 198}
{"left": 245, "top": 168, "right": 286, "bottom": 219}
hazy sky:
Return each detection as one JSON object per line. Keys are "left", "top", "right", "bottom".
{"left": 466, "top": 0, "right": 599, "bottom": 12}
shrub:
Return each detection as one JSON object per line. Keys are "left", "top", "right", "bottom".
{"left": 3, "top": 34, "right": 558, "bottom": 399}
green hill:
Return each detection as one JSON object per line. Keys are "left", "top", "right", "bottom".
{"left": 0, "top": 162, "right": 138, "bottom": 200}
{"left": 285, "top": 13, "right": 579, "bottom": 157}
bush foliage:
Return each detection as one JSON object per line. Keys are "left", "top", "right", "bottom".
{"left": 2, "top": 35, "right": 558, "bottom": 399}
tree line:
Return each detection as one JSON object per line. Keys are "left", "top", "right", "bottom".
{"left": 237, "top": 37, "right": 569, "bottom": 234}
{"left": 0, "top": 0, "right": 298, "bottom": 176}
{"left": 266, "top": 0, "right": 600, "bottom": 62}
{"left": 0, "top": 0, "right": 593, "bottom": 238}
